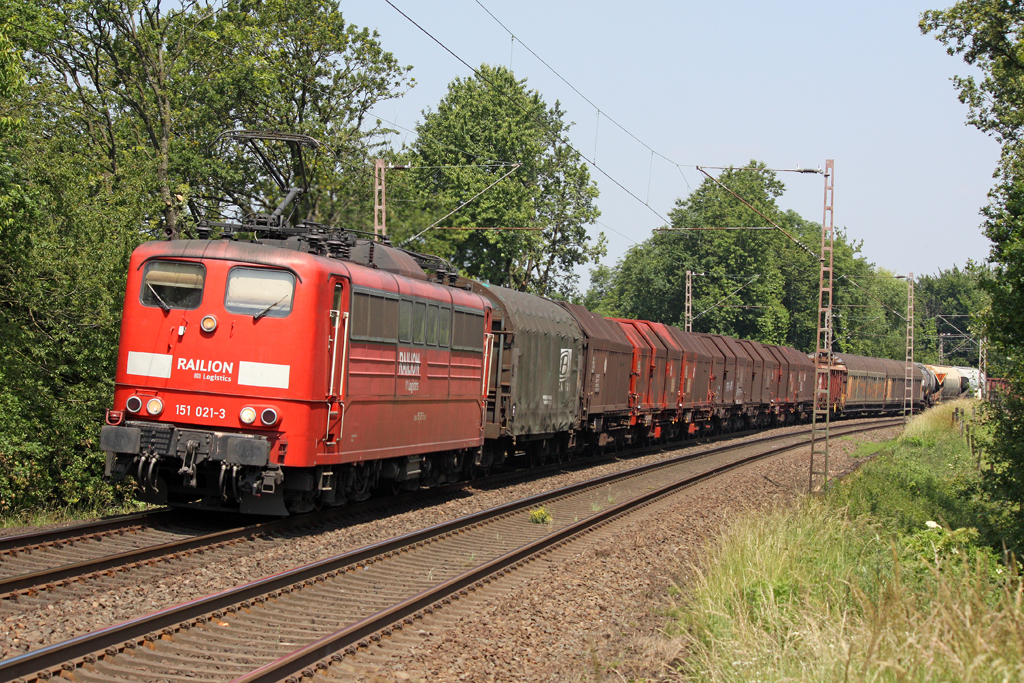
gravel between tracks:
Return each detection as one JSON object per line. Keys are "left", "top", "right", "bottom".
{"left": 0, "top": 421, "right": 896, "bottom": 668}
{"left": 343, "top": 425, "right": 901, "bottom": 683}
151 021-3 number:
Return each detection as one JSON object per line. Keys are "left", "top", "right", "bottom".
{"left": 176, "top": 404, "right": 226, "bottom": 419}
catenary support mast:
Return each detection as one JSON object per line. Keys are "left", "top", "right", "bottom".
{"left": 809, "top": 160, "right": 835, "bottom": 493}
{"left": 904, "top": 273, "right": 915, "bottom": 420}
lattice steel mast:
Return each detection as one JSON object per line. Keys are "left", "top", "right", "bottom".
{"left": 904, "top": 273, "right": 915, "bottom": 420}
{"left": 809, "top": 160, "right": 835, "bottom": 493}
{"left": 685, "top": 270, "right": 693, "bottom": 332}
{"left": 374, "top": 158, "right": 387, "bottom": 238}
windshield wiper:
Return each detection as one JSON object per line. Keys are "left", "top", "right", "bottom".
{"left": 254, "top": 295, "right": 287, "bottom": 321}
{"left": 146, "top": 282, "right": 171, "bottom": 312}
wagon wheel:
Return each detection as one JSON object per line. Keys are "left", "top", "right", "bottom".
{"left": 527, "top": 443, "right": 548, "bottom": 469}
{"left": 467, "top": 463, "right": 490, "bottom": 481}
{"left": 386, "top": 477, "right": 404, "bottom": 497}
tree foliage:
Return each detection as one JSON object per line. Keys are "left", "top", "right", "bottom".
{"left": 399, "top": 64, "right": 604, "bottom": 298}
{"left": 0, "top": 0, "right": 411, "bottom": 513}
{"left": 589, "top": 163, "right": 885, "bottom": 353}
{"left": 923, "top": 1, "right": 1024, "bottom": 541}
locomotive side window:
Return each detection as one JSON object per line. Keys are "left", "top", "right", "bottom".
{"left": 452, "top": 310, "right": 485, "bottom": 351}
{"left": 425, "top": 305, "right": 439, "bottom": 346}
{"left": 350, "top": 292, "right": 372, "bottom": 337}
{"left": 399, "top": 299, "right": 413, "bottom": 343}
{"left": 141, "top": 260, "right": 205, "bottom": 310}
{"left": 382, "top": 297, "right": 399, "bottom": 341}
{"left": 438, "top": 307, "right": 451, "bottom": 347}
{"left": 351, "top": 289, "right": 400, "bottom": 343}
{"left": 225, "top": 267, "right": 295, "bottom": 318}
{"left": 413, "top": 302, "right": 426, "bottom": 344}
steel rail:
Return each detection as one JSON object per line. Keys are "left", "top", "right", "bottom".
{"left": 0, "top": 517, "right": 292, "bottom": 597}
{"left": 232, "top": 419, "right": 902, "bottom": 683}
{"left": 0, "top": 509, "right": 175, "bottom": 555}
{"left": 0, "top": 418, "right": 901, "bottom": 683}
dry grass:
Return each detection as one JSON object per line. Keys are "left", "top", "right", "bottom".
{"left": 667, "top": 502, "right": 1024, "bottom": 682}
{"left": 666, "top": 402, "right": 1022, "bottom": 682}
{"left": 901, "top": 398, "right": 982, "bottom": 444}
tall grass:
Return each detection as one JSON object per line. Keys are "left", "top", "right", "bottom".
{"left": 829, "top": 399, "right": 998, "bottom": 541}
{"left": 670, "top": 502, "right": 1023, "bottom": 682}
{"left": 668, "top": 401, "right": 1024, "bottom": 682}
{"left": 0, "top": 499, "right": 152, "bottom": 530}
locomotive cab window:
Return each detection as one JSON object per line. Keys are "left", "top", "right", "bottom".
{"left": 224, "top": 267, "right": 295, "bottom": 318}
{"left": 141, "top": 260, "right": 205, "bottom": 310}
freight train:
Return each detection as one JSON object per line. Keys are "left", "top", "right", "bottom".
{"left": 98, "top": 131, "right": 937, "bottom": 515}
{"left": 99, "top": 232, "right": 940, "bottom": 515}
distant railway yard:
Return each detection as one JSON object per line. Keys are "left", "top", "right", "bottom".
{"left": 0, "top": 419, "right": 900, "bottom": 682}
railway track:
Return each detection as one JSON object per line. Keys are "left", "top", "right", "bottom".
{"left": 0, "top": 417, "right": 901, "bottom": 683}
{"left": 0, "top": 511, "right": 285, "bottom": 600}
{"left": 0, "top": 417, "right": 865, "bottom": 604}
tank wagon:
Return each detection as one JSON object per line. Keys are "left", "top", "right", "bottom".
{"left": 925, "top": 364, "right": 974, "bottom": 401}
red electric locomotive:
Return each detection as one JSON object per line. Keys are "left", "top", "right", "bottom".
{"left": 100, "top": 131, "right": 492, "bottom": 514}
{"left": 101, "top": 237, "right": 491, "bottom": 515}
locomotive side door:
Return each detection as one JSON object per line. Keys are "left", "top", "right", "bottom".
{"left": 325, "top": 277, "right": 348, "bottom": 454}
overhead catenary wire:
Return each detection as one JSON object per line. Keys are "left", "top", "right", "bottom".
{"left": 382, "top": 0, "right": 670, "bottom": 226}
{"left": 694, "top": 166, "right": 819, "bottom": 260}
{"left": 374, "top": 113, "right": 638, "bottom": 243}
{"left": 836, "top": 274, "right": 907, "bottom": 322}
{"left": 692, "top": 275, "right": 760, "bottom": 322}
{"left": 399, "top": 163, "right": 522, "bottom": 245}
{"left": 472, "top": 0, "right": 824, "bottom": 183}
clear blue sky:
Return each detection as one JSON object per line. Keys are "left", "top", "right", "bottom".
{"left": 342, "top": 0, "right": 1000, "bottom": 285}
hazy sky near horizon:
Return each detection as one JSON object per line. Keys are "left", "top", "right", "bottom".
{"left": 341, "top": 0, "right": 1001, "bottom": 284}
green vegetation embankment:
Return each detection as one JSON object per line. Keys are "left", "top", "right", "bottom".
{"left": 668, "top": 400, "right": 1024, "bottom": 682}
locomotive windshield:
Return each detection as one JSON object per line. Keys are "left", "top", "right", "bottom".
{"left": 141, "top": 260, "right": 205, "bottom": 310}
{"left": 224, "top": 267, "right": 295, "bottom": 318}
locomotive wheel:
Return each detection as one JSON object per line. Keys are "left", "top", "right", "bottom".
{"left": 349, "top": 463, "right": 372, "bottom": 502}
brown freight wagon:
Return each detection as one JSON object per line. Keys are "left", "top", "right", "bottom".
{"left": 610, "top": 319, "right": 654, "bottom": 418}
{"left": 664, "top": 327, "right": 714, "bottom": 425}
{"left": 636, "top": 321, "right": 682, "bottom": 412}
{"left": 556, "top": 303, "right": 633, "bottom": 441}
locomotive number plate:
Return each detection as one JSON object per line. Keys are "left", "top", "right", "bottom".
{"left": 176, "top": 404, "right": 227, "bottom": 419}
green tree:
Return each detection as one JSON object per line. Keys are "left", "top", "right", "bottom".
{"left": 177, "top": 0, "right": 413, "bottom": 230}
{"left": 401, "top": 64, "right": 604, "bottom": 298}
{"left": 592, "top": 163, "right": 876, "bottom": 350}
{"left": 916, "top": 265, "right": 989, "bottom": 366}
{"left": 923, "top": 2, "right": 1024, "bottom": 545}
{"left": 0, "top": 42, "right": 148, "bottom": 512}
{"left": 0, "top": 0, "right": 412, "bottom": 513}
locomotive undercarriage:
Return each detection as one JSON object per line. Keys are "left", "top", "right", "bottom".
{"left": 101, "top": 420, "right": 487, "bottom": 514}
{"left": 102, "top": 402, "right": 817, "bottom": 516}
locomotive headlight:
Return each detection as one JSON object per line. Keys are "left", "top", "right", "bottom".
{"left": 200, "top": 315, "right": 218, "bottom": 333}
{"left": 146, "top": 397, "right": 164, "bottom": 416}
{"left": 239, "top": 406, "right": 257, "bottom": 424}
{"left": 125, "top": 396, "right": 143, "bottom": 413}
{"left": 260, "top": 408, "right": 279, "bottom": 426}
